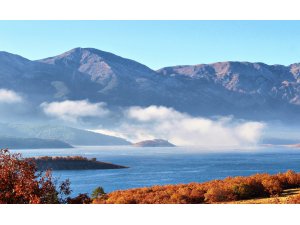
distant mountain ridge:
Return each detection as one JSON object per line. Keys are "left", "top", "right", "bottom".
{"left": 1, "top": 48, "right": 300, "bottom": 121}
{"left": 0, "top": 137, "right": 72, "bottom": 149}
{"left": 0, "top": 123, "right": 130, "bottom": 146}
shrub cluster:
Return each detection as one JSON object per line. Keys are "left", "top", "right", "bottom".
{"left": 93, "top": 170, "right": 300, "bottom": 204}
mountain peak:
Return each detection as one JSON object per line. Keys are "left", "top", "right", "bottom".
{"left": 39, "top": 47, "right": 153, "bottom": 69}
{"left": 57, "top": 47, "right": 120, "bottom": 59}
{"left": 35, "top": 47, "right": 158, "bottom": 96}
{"left": 39, "top": 47, "right": 106, "bottom": 65}
{"left": 39, "top": 47, "right": 141, "bottom": 67}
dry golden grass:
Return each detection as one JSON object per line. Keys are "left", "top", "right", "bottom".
{"left": 228, "top": 188, "right": 300, "bottom": 204}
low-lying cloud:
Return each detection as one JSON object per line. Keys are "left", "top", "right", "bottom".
{"left": 98, "top": 105, "right": 265, "bottom": 147}
{"left": 0, "top": 89, "right": 22, "bottom": 103}
{"left": 41, "top": 100, "right": 109, "bottom": 122}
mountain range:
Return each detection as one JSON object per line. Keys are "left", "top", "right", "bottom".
{"left": 1, "top": 47, "right": 300, "bottom": 122}
{"left": 0, "top": 136, "right": 72, "bottom": 149}
{"left": 0, "top": 123, "right": 130, "bottom": 146}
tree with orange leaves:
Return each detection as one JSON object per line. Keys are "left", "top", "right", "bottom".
{"left": 0, "top": 149, "right": 71, "bottom": 204}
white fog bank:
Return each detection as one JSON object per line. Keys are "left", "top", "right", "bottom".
{"left": 92, "top": 105, "right": 266, "bottom": 147}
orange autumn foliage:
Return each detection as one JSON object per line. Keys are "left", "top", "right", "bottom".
{"left": 93, "top": 170, "right": 300, "bottom": 204}
{"left": 0, "top": 149, "right": 71, "bottom": 204}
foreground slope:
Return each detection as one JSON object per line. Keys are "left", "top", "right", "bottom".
{"left": 93, "top": 170, "right": 300, "bottom": 204}
{"left": 228, "top": 188, "right": 300, "bottom": 204}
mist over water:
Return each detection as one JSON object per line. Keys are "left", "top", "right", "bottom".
{"left": 12, "top": 145, "right": 300, "bottom": 196}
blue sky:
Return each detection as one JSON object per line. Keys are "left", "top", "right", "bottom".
{"left": 0, "top": 21, "right": 300, "bottom": 69}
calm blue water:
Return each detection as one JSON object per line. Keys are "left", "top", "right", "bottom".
{"left": 11, "top": 146, "right": 300, "bottom": 197}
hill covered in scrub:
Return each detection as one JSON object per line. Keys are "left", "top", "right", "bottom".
{"left": 31, "top": 156, "right": 128, "bottom": 170}
{"left": 93, "top": 170, "right": 300, "bottom": 204}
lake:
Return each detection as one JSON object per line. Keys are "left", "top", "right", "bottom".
{"left": 11, "top": 146, "right": 300, "bottom": 197}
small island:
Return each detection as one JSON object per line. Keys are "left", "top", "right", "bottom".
{"left": 29, "top": 156, "right": 128, "bottom": 170}
{"left": 133, "top": 139, "right": 176, "bottom": 147}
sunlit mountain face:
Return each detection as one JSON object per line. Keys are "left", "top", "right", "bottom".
{"left": 1, "top": 47, "right": 300, "bottom": 146}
